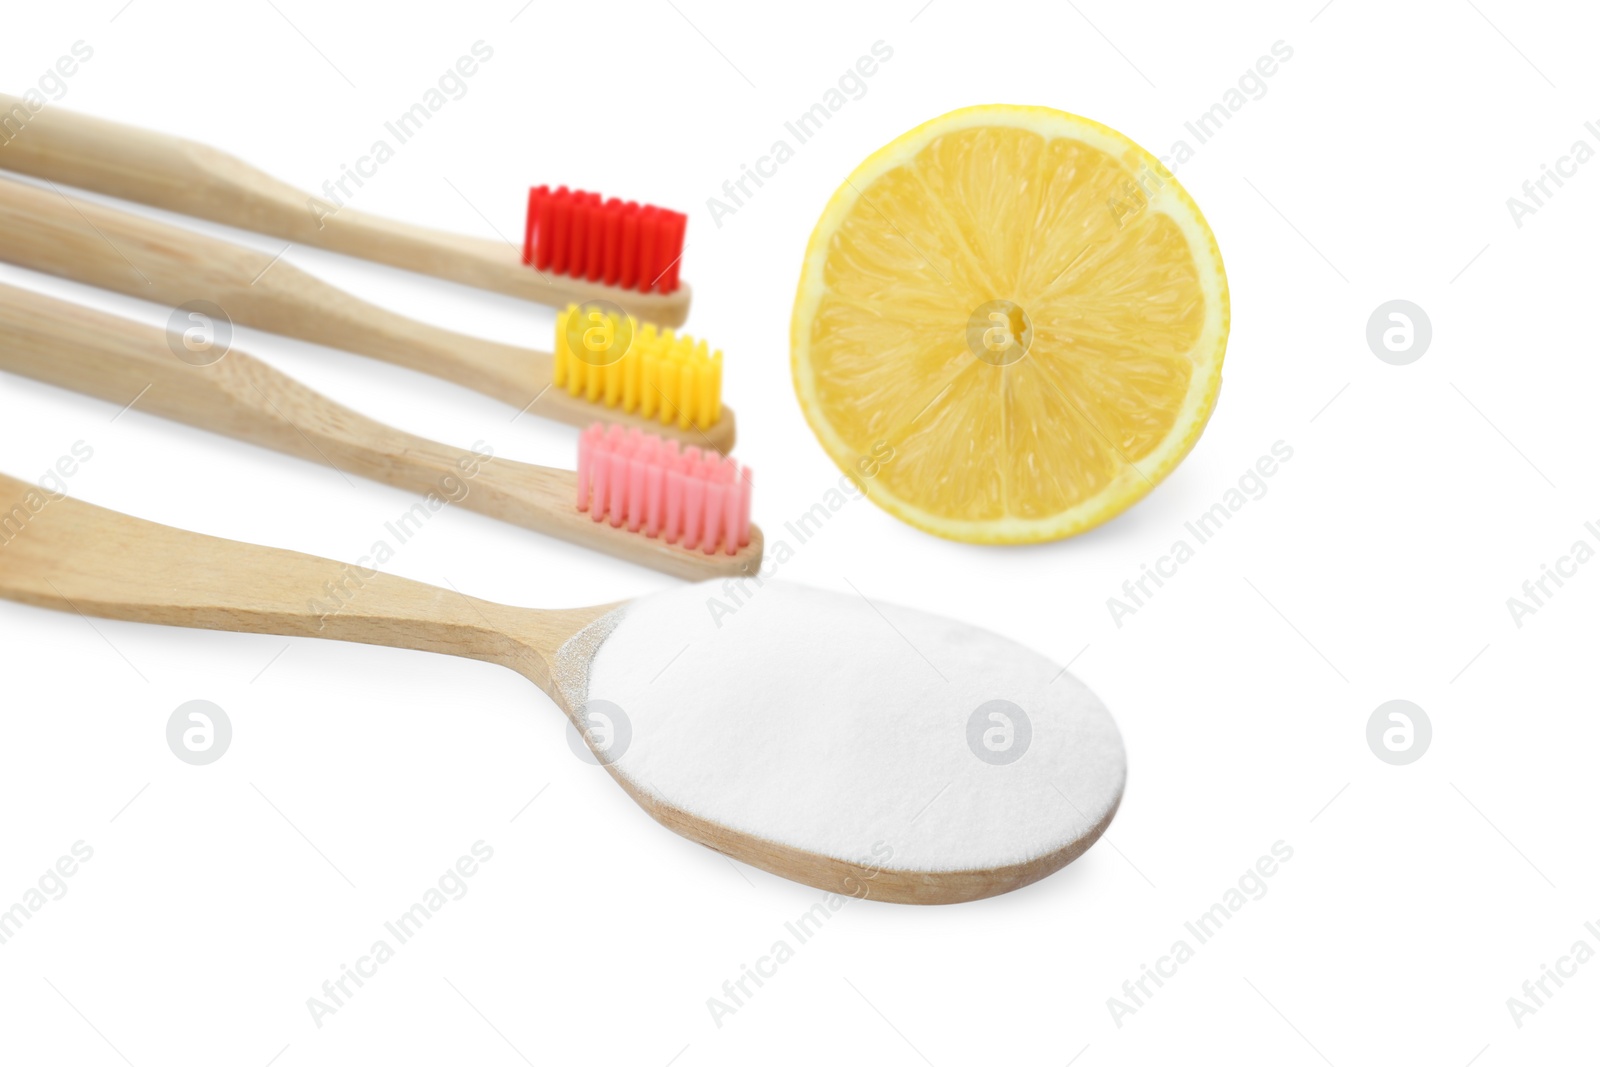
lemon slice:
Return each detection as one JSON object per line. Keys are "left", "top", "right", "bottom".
{"left": 791, "top": 105, "right": 1229, "bottom": 543}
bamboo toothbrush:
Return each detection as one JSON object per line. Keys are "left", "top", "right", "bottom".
{"left": 0, "top": 283, "right": 759, "bottom": 579}
{"left": 0, "top": 92, "right": 691, "bottom": 326}
{"left": 0, "top": 175, "right": 734, "bottom": 452}
{"left": 0, "top": 478, "right": 1120, "bottom": 904}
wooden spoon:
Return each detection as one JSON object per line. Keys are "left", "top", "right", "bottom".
{"left": 0, "top": 282, "right": 760, "bottom": 580}
{"left": 0, "top": 92, "right": 691, "bottom": 326}
{"left": 0, "top": 175, "right": 733, "bottom": 452}
{"left": 0, "top": 476, "right": 1123, "bottom": 905}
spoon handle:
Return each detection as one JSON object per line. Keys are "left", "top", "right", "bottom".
{"left": 0, "top": 470, "right": 576, "bottom": 685}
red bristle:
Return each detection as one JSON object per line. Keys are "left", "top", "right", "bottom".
{"left": 549, "top": 187, "right": 572, "bottom": 275}
{"left": 585, "top": 191, "right": 601, "bottom": 278}
{"left": 645, "top": 208, "right": 668, "bottom": 293}
{"left": 656, "top": 210, "right": 683, "bottom": 294}
{"left": 585, "top": 193, "right": 606, "bottom": 282}
{"left": 566, "top": 194, "right": 585, "bottom": 279}
{"left": 618, "top": 203, "right": 640, "bottom": 290}
{"left": 637, "top": 205, "right": 660, "bottom": 293}
{"left": 534, "top": 188, "right": 555, "bottom": 271}
{"left": 656, "top": 209, "right": 688, "bottom": 292}
{"left": 523, "top": 186, "right": 546, "bottom": 266}
{"left": 566, "top": 191, "right": 585, "bottom": 279}
{"left": 601, "top": 199, "right": 623, "bottom": 286}
{"left": 583, "top": 192, "right": 605, "bottom": 278}
{"left": 582, "top": 191, "right": 603, "bottom": 278}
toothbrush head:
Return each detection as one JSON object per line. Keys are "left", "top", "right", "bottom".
{"left": 576, "top": 423, "right": 752, "bottom": 556}
{"left": 524, "top": 186, "right": 688, "bottom": 295}
{"left": 553, "top": 304, "right": 723, "bottom": 432}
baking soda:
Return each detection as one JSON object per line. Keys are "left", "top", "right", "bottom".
{"left": 557, "top": 581, "right": 1125, "bottom": 874}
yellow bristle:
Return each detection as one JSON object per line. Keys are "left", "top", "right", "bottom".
{"left": 708, "top": 348, "right": 723, "bottom": 427}
{"left": 677, "top": 360, "right": 694, "bottom": 429}
{"left": 658, "top": 349, "right": 677, "bottom": 423}
{"left": 662, "top": 333, "right": 685, "bottom": 425}
{"left": 692, "top": 340, "right": 711, "bottom": 429}
{"left": 549, "top": 308, "right": 724, "bottom": 427}
{"left": 641, "top": 349, "right": 660, "bottom": 420}
{"left": 637, "top": 325, "right": 659, "bottom": 419}
{"left": 553, "top": 306, "right": 571, "bottom": 390}
{"left": 623, "top": 343, "right": 639, "bottom": 412}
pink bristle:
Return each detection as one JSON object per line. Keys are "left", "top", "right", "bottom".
{"left": 646, "top": 462, "right": 666, "bottom": 537}
{"left": 722, "top": 465, "right": 741, "bottom": 554}
{"left": 665, "top": 470, "right": 685, "bottom": 544}
{"left": 577, "top": 423, "right": 604, "bottom": 511}
{"left": 737, "top": 469, "right": 752, "bottom": 546}
{"left": 626, "top": 456, "right": 647, "bottom": 532}
{"left": 606, "top": 452, "right": 627, "bottom": 527}
{"left": 683, "top": 477, "right": 705, "bottom": 550}
{"left": 590, "top": 442, "right": 612, "bottom": 523}
{"left": 702, "top": 482, "right": 724, "bottom": 554}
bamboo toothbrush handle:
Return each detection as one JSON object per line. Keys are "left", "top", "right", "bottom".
{"left": 0, "top": 284, "right": 759, "bottom": 580}
{"left": 0, "top": 93, "right": 691, "bottom": 326}
{"left": 0, "top": 176, "right": 736, "bottom": 453}
{"left": 0, "top": 279, "right": 525, "bottom": 484}
{"left": 0, "top": 470, "right": 577, "bottom": 685}
{"left": 0, "top": 174, "right": 546, "bottom": 406}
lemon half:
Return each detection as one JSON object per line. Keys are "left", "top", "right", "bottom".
{"left": 791, "top": 105, "right": 1229, "bottom": 543}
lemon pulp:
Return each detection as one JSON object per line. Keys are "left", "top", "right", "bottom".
{"left": 791, "top": 105, "right": 1229, "bottom": 543}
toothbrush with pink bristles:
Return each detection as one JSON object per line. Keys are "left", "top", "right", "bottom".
{"left": 0, "top": 283, "right": 762, "bottom": 582}
{"left": 577, "top": 425, "right": 753, "bottom": 556}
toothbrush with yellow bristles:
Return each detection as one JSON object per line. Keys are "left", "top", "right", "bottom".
{"left": 0, "top": 283, "right": 759, "bottom": 579}
{"left": 0, "top": 175, "right": 736, "bottom": 452}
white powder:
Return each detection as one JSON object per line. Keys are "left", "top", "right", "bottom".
{"left": 560, "top": 581, "right": 1125, "bottom": 874}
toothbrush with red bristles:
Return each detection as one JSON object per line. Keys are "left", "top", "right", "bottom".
{"left": 0, "top": 92, "right": 696, "bottom": 325}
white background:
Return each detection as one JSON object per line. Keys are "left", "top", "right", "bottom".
{"left": 1, "top": 1, "right": 1596, "bottom": 1064}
